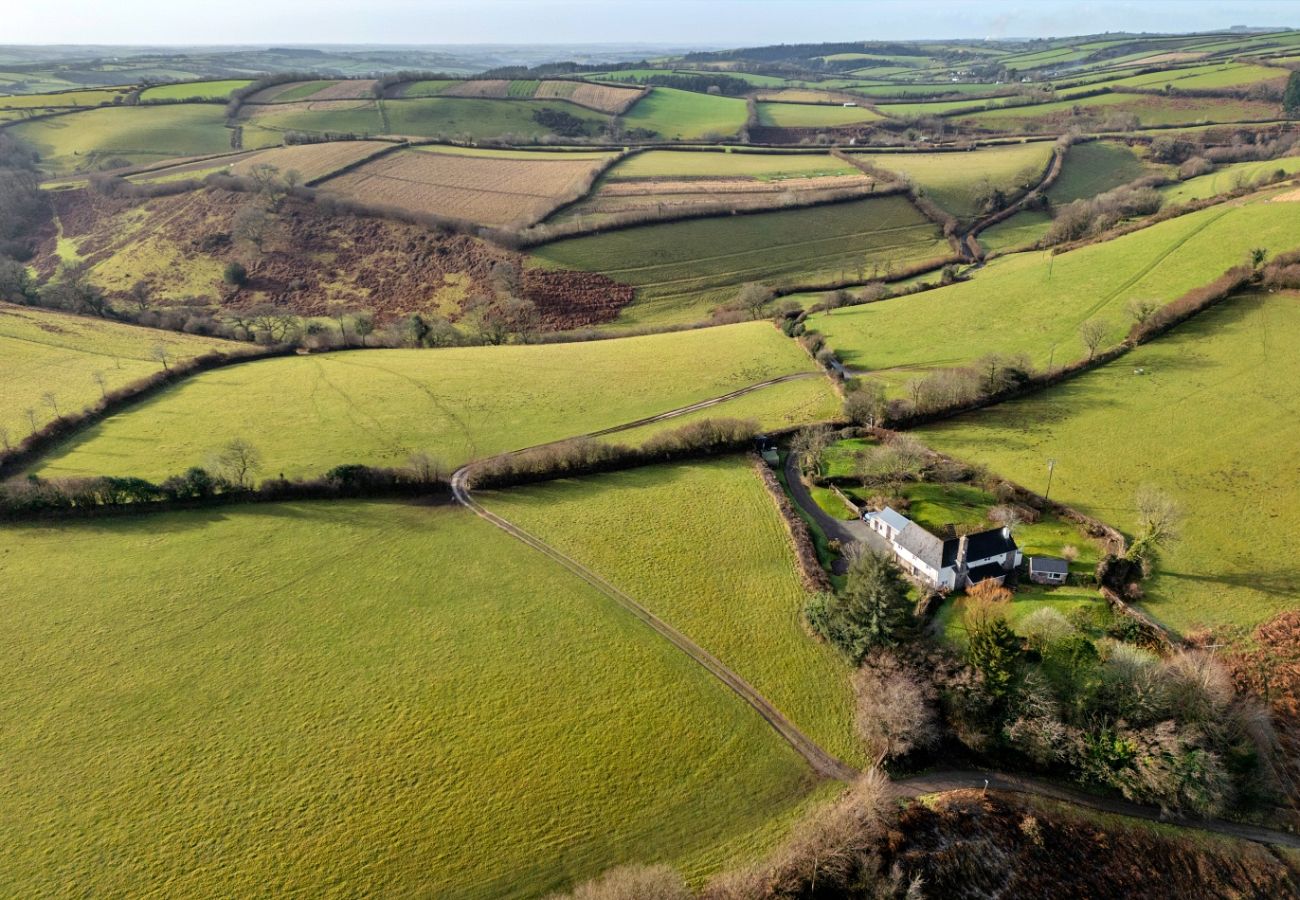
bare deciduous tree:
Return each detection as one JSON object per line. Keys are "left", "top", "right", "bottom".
{"left": 42, "top": 391, "right": 59, "bottom": 417}
{"left": 214, "top": 437, "right": 262, "bottom": 488}
{"left": 0, "top": 424, "right": 10, "bottom": 451}
{"left": 150, "top": 343, "right": 170, "bottom": 371}
{"left": 853, "top": 650, "right": 939, "bottom": 766}
{"left": 24, "top": 407, "right": 37, "bottom": 433}
{"left": 1079, "top": 318, "right": 1108, "bottom": 360}
{"left": 406, "top": 452, "right": 445, "bottom": 485}
{"left": 736, "top": 281, "right": 775, "bottom": 319}
{"left": 92, "top": 370, "right": 107, "bottom": 399}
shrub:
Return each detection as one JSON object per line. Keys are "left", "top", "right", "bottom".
{"left": 222, "top": 261, "right": 248, "bottom": 286}
{"left": 550, "top": 865, "right": 690, "bottom": 900}
{"left": 1019, "top": 607, "right": 1076, "bottom": 650}
{"left": 854, "top": 649, "right": 939, "bottom": 765}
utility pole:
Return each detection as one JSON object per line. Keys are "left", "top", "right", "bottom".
{"left": 1044, "top": 458, "right": 1057, "bottom": 501}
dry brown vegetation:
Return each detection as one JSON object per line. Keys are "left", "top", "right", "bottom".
{"left": 33, "top": 185, "right": 637, "bottom": 330}
{"left": 318, "top": 148, "right": 615, "bottom": 227}
{"left": 534, "top": 80, "right": 643, "bottom": 114}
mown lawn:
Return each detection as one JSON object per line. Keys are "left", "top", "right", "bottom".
{"left": 915, "top": 291, "right": 1300, "bottom": 638}
{"left": 0, "top": 500, "right": 819, "bottom": 897}
{"left": 811, "top": 196, "right": 1300, "bottom": 387}
{"left": 35, "top": 321, "right": 820, "bottom": 480}
{"left": 10, "top": 103, "right": 233, "bottom": 172}
{"left": 483, "top": 457, "right": 863, "bottom": 764}
{"left": 0, "top": 302, "right": 245, "bottom": 442}
{"left": 853, "top": 142, "right": 1053, "bottom": 220}
{"left": 531, "top": 194, "right": 951, "bottom": 327}
{"left": 619, "top": 87, "right": 748, "bottom": 140}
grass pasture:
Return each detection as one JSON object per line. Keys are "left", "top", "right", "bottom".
{"left": 619, "top": 87, "right": 748, "bottom": 140}
{"left": 10, "top": 104, "right": 233, "bottom": 172}
{"left": 34, "top": 322, "right": 822, "bottom": 480}
{"left": 1159, "top": 155, "right": 1300, "bottom": 204}
{"left": 237, "top": 99, "right": 385, "bottom": 145}
{"left": 531, "top": 194, "right": 952, "bottom": 326}
{"left": 915, "top": 292, "right": 1300, "bottom": 637}
{"left": 959, "top": 92, "right": 1281, "bottom": 131}
{"left": 318, "top": 146, "right": 617, "bottom": 227}
{"left": 0, "top": 500, "right": 820, "bottom": 896}
{"left": 1047, "top": 140, "right": 1152, "bottom": 204}
{"left": 139, "top": 79, "right": 254, "bottom": 101}
{"left": 484, "top": 457, "right": 861, "bottom": 764}
{"left": 811, "top": 196, "right": 1300, "bottom": 386}
{"left": 0, "top": 87, "right": 130, "bottom": 109}
{"left": 0, "top": 302, "right": 243, "bottom": 442}
{"left": 854, "top": 142, "right": 1054, "bottom": 220}
{"left": 756, "top": 102, "right": 884, "bottom": 127}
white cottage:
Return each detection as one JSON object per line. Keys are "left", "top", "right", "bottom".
{"left": 864, "top": 507, "right": 1021, "bottom": 591}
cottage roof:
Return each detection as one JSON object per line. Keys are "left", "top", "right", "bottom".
{"left": 1029, "top": 556, "right": 1069, "bottom": 575}
{"left": 895, "top": 522, "right": 948, "bottom": 569}
{"left": 963, "top": 527, "right": 1019, "bottom": 561}
{"left": 892, "top": 522, "right": 1018, "bottom": 571}
{"left": 873, "top": 507, "right": 912, "bottom": 534}
{"left": 966, "top": 562, "right": 1008, "bottom": 584}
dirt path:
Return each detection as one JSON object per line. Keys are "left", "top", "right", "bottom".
{"left": 897, "top": 768, "right": 1300, "bottom": 848}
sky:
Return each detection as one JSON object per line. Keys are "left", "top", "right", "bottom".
{"left": 5, "top": 0, "right": 1300, "bottom": 46}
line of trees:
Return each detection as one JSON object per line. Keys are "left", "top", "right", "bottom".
{"left": 0, "top": 441, "right": 447, "bottom": 519}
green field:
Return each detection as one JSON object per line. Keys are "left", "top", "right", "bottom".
{"left": 239, "top": 100, "right": 385, "bottom": 145}
{"left": 139, "top": 79, "right": 254, "bottom": 101}
{"left": 0, "top": 87, "right": 128, "bottom": 109}
{"left": 960, "top": 92, "right": 1280, "bottom": 130}
{"left": 0, "top": 500, "right": 822, "bottom": 896}
{"left": 392, "top": 79, "right": 455, "bottom": 97}
{"left": 382, "top": 97, "right": 608, "bottom": 140}
{"left": 9, "top": 103, "right": 233, "bottom": 172}
{"left": 1160, "top": 156, "right": 1300, "bottom": 204}
{"left": 755, "top": 101, "right": 884, "bottom": 127}
{"left": 811, "top": 196, "right": 1300, "bottom": 385}
{"left": 1047, "top": 140, "right": 1152, "bottom": 204}
{"left": 0, "top": 302, "right": 243, "bottom": 442}
{"left": 531, "top": 195, "right": 951, "bottom": 326}
{"left": 605, "top": 376, "right": 842, "bottom": 448}
{"left": 619, "top": 87, "right": 748, "bottom": 140}
{"left": 854, "top": 142, "right": 1054, "bottom": 220}
{"left": 607, "top": 149, "right": 857, "bottom": 180}
{"left": 485, "top": 457, "right": 861, "bottom": 763}
{"left": 1102, "top": 62, "right": 1287, "bottom": 91}
{"left": 977, "top": 209, "right": 1053, "bottom": 254}
{"left": 35, "top": 322, "right": 822, "bottom": 480}
{"left": 916, "top": 292, "right": 1300, "bottom": 637}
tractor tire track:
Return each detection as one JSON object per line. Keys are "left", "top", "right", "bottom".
{"left": 451, "top": 465, "right": 858, "bottom": 782}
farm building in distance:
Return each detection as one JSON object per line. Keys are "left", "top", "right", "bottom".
{"left": 864, "top": 507, "right": 1021, "bottom": 590}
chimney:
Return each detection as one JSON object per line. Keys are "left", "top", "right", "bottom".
{"left": 956, "top": 533, "right": 969, "bottom": 571}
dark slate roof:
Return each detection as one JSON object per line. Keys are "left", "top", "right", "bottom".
{"left": 893, "top": 523, "right": 1018, "bottom": 570}
{"left": 967, "top": 562, "right": 1008, "bottom": 583}
{"left": 964, "top": 527, "right": 1019, "bottom": 561}
{"left": 894, "top": 522, "right": 947, "bottom": 569}
{"left": 1029, "top": 556, "right": 1069, "bottom": 575}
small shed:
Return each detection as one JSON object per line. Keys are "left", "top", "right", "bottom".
{"left": 755, "top": 435, "right": 779, "bottom": 467}
{"left": 1028, "top": 556, "right": 1069, "bottom": 585}
{"left": 842, "top": 101, "right": 857, "bottom": 107}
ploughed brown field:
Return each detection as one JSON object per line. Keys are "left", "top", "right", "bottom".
{"left": 317, "top": 147, "right": 617, "bottom": 227}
